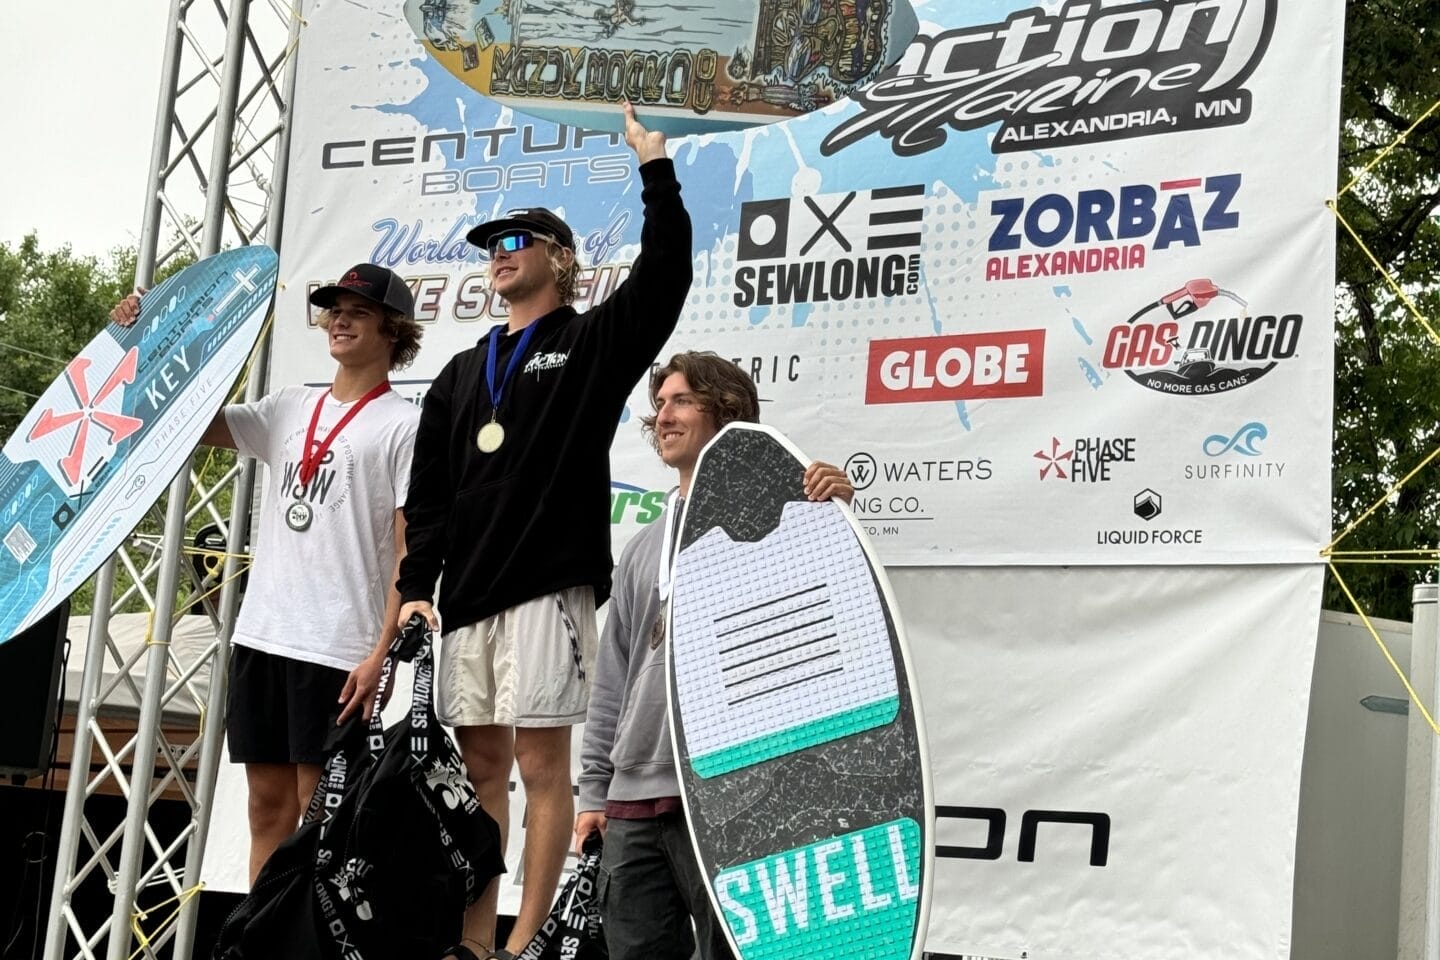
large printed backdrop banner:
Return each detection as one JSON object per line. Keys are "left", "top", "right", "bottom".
{"left": 215, "top": 0, "right": 1344, "bottom": 956}
{"left": 269, "top": 0, "right": 1339, "bottom": 567}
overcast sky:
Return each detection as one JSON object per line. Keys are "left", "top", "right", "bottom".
{"left": 0, "top": 2, "right": 170, "bottom": 256}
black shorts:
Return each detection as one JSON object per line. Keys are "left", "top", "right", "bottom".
{"left": 226, "top": 644, "right": 349, "bottom": 765}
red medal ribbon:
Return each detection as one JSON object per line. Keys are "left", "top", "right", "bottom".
{"left": 298, "top": 381, "right": 392, "bottom": 489}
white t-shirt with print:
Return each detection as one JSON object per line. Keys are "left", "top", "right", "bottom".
{"left": 226, "top": 384, "right": 419, "bottom": 671}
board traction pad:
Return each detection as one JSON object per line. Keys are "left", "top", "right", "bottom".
{"left": 0, "top": 247, "right": 278, "bottom": 642}
{"left": 669, "top": 424, "right": 927, "bottom": 960}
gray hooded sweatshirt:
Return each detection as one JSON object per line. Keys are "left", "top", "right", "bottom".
{"left": 578, "top": 495, "right": 679, "bottom": 811}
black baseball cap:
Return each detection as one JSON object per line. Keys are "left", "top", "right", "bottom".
{"left": 309, "top": 263, "right": 415, "bottom": 317}
{"left": 467, "top": 208, "right": 576, "bottom": 252}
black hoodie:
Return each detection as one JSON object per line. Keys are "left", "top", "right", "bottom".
{"left": 397, "top": 158, "right": 692, "bottom": 631}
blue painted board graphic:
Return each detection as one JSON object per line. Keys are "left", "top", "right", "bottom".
{"left": 0, "top": 246, "right": 279, "bottom": 643}
{"left": 668, "top": 423, "right": 932, "bottom": 960}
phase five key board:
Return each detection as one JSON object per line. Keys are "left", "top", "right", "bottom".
{"left": 0, "top": 247, "right": 278, "bottom": 643}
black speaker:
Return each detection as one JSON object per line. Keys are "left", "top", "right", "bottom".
{"left": 0, "top": 599, "right": 69, "bottom": 779}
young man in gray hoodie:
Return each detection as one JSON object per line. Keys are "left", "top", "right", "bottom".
{"left": 574, "top": 351, "right": 852, "bottom": 960}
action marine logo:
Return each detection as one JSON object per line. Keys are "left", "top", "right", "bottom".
{"left": 821, "top": 0, "right": 1275, "bottom": 157}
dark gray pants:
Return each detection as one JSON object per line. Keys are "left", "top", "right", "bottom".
{"left": 598, "top": 813, "right": 737, "bottom": 960}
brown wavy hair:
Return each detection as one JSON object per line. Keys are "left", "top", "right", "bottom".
{"left": 641, "top": 351, "right": 760, "bottom": 452}
{"left": 317, "top": 306, "right": 423, "bottom": 371}
{"left": 544, "top": 239, "right": 581, "bottom": 305}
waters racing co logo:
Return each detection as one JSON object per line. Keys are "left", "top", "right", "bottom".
{"left": 733, "top": 185, "right": 925, "bottom": 307}
{"left": 820, "top": 0, "right": 1275, "bottom": 157}
{"left": 844, "top": 450, "right": 991, "bottom": 538}
{"left": 1103, "top": 279, "right": 1301, "bottom": 395}
{"left": 1034, "top": 436, "right": 1136, "bottom": 482}
{"left": 986, "top": 173, "right": 1239, "bottom": 281}
{"left": 865, "top": 330, "right": 1045, "bottom": 404}
{"left": 611, "top": 481, "right": 666, "bottom": 524}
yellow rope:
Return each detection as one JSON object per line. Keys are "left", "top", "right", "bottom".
{"left": 1335, "top": 98, "right": 1440, "bottom": 199}
{"left": 129, "top": 883, "right": 205, "bottom": 959}
{"left": 1327, "top": 201, "right": 1440, "bottom": 345}
{"left": 1327, "top": 549, "right": 1440, "bottom": 557}
{"left": 1328, "top": 563, "right": 1440, "bottom": 736}
{"left": 1326, "top": 444, "right": 1440, "bottom": 550}
{"left": 1327, "top": 558, "right": 1440, "bottom": 566}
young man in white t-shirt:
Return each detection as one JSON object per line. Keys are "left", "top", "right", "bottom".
{"left": 113, "top": 263, "right": 423, "bottom": 882}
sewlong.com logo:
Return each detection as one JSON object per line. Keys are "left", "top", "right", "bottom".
{"left": 821, "top": 0, "right": 1276, "bottom": 157}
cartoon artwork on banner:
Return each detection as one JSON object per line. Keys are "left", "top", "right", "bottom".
{"left": 402, "top": 0, "right": 920, "bottom": 134}
{"left": 270, "top": 0, "right": 1339, "bottom": 569}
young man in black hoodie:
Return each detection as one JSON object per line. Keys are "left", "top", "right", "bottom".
{"left": 397, "top": 103, "right": 691, "bottom": 960}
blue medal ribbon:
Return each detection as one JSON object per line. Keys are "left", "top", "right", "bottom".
{"left": 484, "top": 321, "right": 539, "bottom": 418}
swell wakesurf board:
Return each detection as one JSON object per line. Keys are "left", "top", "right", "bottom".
{"left": 668, "top": 421, "right": 933, "bottom": 960}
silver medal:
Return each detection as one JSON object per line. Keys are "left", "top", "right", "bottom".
{"left": 286, "top": 499, "right": 313, "bottom": 532}
{"left": 476, "top": 420, "right": 505, "bottom": 453}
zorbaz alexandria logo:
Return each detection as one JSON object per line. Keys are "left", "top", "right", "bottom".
{"left": 733, "top": 185, "right": 924, "bottom": 307}
{"left": 986, "top": 173, "right": 1239, "bottom": 281}
{"left": 820, "top": 0, "right": 1275, "bottom": 157}
{"left": 1103, "top": 279, "right": 1300, "bottom": 395}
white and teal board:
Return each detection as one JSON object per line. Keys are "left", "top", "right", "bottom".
{"left": 668, "top": 423, "right": 932, "bottom": 960}
{"left": 0, "top": 246, "right": 278, "bottom": 643}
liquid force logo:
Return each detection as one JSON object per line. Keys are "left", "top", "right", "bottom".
{"left": 1103, "top": 279, "right": 1300, "bottom": 395}
{"left": 866, "top": 331, "right": 1045, "bottom": 404}
{"left": 821, "top": 0, "right": 1275, "bottom": 157}
{"left": 734, "top": 185, "right": 924, "bottom": 307}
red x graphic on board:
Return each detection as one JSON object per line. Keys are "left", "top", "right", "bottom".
{"left": 27, "top": 349, "right": 143, "bottom": 486}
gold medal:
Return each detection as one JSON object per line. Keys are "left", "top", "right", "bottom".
{"left": 476, "top": 419, "right": 505, "bottom": 453}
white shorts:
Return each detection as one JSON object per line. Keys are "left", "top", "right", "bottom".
{"left": 437, "top": 587, "right": 598, "bottom": 728}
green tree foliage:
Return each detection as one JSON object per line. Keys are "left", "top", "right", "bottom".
{"left": 0, "top": 234, "right": 135, "bottom": 440}
{"left": 1329, "top": 1, "right": 1440, "bottom": 620}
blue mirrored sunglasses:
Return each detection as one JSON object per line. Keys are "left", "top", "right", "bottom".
{"left": 489, "top": 229, "right": 554, "bottom": 255}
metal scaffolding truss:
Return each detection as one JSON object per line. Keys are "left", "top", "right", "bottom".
{"left": 43, "top": 1, "right": 300, "bottom": 958}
